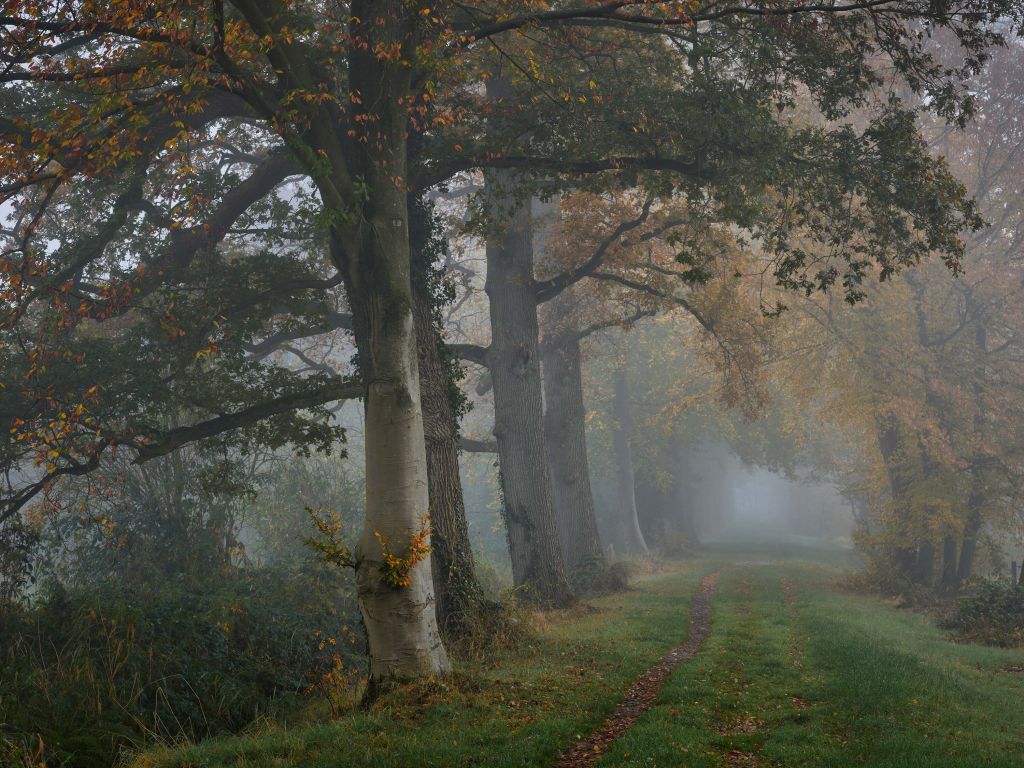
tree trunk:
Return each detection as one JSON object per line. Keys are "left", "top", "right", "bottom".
{"left": 958, "top": 318, "right": 988, "bottom": 588}
{"left": 672, "top": 437, "right": 700, "bottom": 547}
{"left": 354, "top": 283, "right": 449, "bottom": 689}
{"left": 940, "top": 535, "right": 959, "bottom": 593}
{"left": 343, "top": 6, "right": 449, "bottom": 690}
{"left": 483, "top": 162, "right": 573, "bottom": 605}
{"left": 875, "top": 417, "right": 916, "bottom": 577}
{"left": 541, "top": 331, "right": 606, "bottom": 578}
{"left": 611, "top": 363, "right": 649, "bottom": 556}
{"left": 913, "top": 540, "right": 935, "bottom": 586}
{"left": 409, "top": 198, "right": 486, "bottom": 637}
{"left": 956, "top": 504, "right": 983, "bottom": 584}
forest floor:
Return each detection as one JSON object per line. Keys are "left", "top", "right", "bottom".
{"left": 132, "top": 546, "right": 1024, "bottom": 768}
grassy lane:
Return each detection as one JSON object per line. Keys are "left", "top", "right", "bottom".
{"left": 599, "top": 561, "right": 1024, "bottom": 768}
{"left": 131, "top": 556, "right": 1024, "bottom": 768}
{"left": 130, "top": 564, "right": 712, "bottom": 768}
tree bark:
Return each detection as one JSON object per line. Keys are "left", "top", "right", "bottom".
{"left": 409, "top": 198, "right": 486, "bottom": 637}
{"left": 541, "top": 331, "right": 606, "bottom": 577}
{"left": 483, "top": 163, "right": 573, "bottom": 606}
{"left": 342, "top": 4, "right": 449, "bottom": 689}
{"left": 611, "top": 363, "right": 649, "bottom": 556}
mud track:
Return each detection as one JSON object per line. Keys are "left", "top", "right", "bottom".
{"left": 554, "top": 571, "right": 719, "bottom": 767}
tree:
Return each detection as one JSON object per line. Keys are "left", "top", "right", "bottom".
{"left": 1, "top": 0, "right": 1015, "bottom": 684}
{"left": 408, "top": 197, "right": 488, "bottom": 634}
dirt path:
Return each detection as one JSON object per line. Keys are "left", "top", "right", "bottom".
{"left": 554, "top": 571, "right": 719, "bottom": 767}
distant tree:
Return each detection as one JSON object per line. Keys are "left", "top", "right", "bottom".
{"left": 772, "top": 39, "right": 1024, "bottom": 588}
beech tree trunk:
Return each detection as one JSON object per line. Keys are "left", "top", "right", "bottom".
{"left": 912, "top": 446, "right": 941, "bottom": 588}
{"left": 409, "top": 199, "right": 485, "bottom": 637}
{"left": 611, "top": 364, "right": 649, "bottom": 556}
{"left": 483, "top": 164, "right": 573, "bottom": 605}
{"left": 342, "top": 5, "right": 449, "bottom": 689}
{"left": 354, "top": 289, "right": 448, "bottom": 687}
{"left": 542, "top": 331, "right": 606, "bottom": 576}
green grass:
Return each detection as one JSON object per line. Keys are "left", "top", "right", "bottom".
{"left": 132, "top": 555, "right": 1024, "bottom": 768}
{"left": 599, "top": 561, "right": 1024, "bottom": 767}
{"left": 129, "top": 563, "right": 712, "bottom": 768}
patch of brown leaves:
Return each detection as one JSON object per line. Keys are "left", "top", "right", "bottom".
{"left": 722, "top": 749, "right": 763, "bottom": 767}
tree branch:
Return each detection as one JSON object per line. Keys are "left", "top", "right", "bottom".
{"left": 421, "top": 153, "right": 712, "bottom": 190}
{"left": 459, "top": 436, "right": 498, "bottom": 453}
{"left": 449, "top": 343, "right": 490, "bottom": 367}
{"left": 1, "top": 379, "right": 363, "bottom": 523}
{"left": 535, "top": 197, "right": 653, "bottom": 303}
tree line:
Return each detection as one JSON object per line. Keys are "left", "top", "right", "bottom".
{"left": 1, "top": 0, "right": 1020, "bottom": 696}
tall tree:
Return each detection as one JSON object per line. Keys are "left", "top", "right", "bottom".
{"left": 409, "top": 197, "right": 487, "bottom": 633}
{"left": 1, "top": 0, "right": 1015, "bottom": 682}
{"left": 611, "top": 356, "right": 649, "bottom": 556}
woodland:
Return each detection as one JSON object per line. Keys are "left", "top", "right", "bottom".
{"left": 2, "top": 1, "right": 1024, "bottom": 767}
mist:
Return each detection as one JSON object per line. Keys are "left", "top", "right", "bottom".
{"left": 2, "top": 3, "right": 1023, "bottom": 767}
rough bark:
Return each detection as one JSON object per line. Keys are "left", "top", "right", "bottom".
{"left": 611, "top": 364, "right": 649, "bottom": 556}
{"left": 409, "top": 199, "right": 486, "bottom": 637}
{"left": 542, "top": 331, "right": 606, "bottom": 576}
{"left": 483, "top": 163, "right": 573, "bottom": 605}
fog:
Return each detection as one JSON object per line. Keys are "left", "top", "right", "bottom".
{"left": 2, "top": 4, "right": 1024, "bottom": 766}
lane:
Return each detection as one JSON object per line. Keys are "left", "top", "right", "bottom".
{"left": 598, "top": 560, "right": 1024, "bottom": 767}
{"left": 555, "top": 572, "right": 720, "bottom": 767}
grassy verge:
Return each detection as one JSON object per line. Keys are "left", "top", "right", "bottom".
{"left": 129, "top": 562, "right": 711, "bottom": 768}
{"left": 599, "top": 561, "right": 1024, "bottom": 768}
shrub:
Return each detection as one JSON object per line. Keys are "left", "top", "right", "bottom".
{"left": 942, "top": 578, "right": 1024, "bottom": 647}
{"left": 0, "top": 565, "right": 364, "bottom": 768}
{"left": 656, "top": 531, "right": 693, "bottom": 559}
{"left": 569, "top": 558, "right": 631, "bottom": 596}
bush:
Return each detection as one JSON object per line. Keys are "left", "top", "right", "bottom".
{"left": 568, "top": 558, "right": 631, "bottom": 596}
{"left": 0, "top": 565, "right": 364, "bottom": 768}
{"left": 942, "top": 578, "right": 1024, "bottom": 647}
{"left": 655, "top": 531, "right": 693, "bottom": 559}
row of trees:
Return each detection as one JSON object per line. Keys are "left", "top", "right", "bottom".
{"left": 1, "top": 0, "right": 1019, "bottom": 692}
{"left": 755, "top": 40, "right": 1024, "bottom": 591}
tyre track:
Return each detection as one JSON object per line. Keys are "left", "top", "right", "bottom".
{"left": 554, "top": 571, "right": 719, "bottom": 767}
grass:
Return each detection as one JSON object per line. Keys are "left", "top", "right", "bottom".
{"left": 599, "top": 560, "right": 1024, "bottom": 767}
{"left": 129, "top": 561, "right": 712, "bottom": 768}
{"left": 131, "top": 552, "right": 1024, "bottom": 768}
